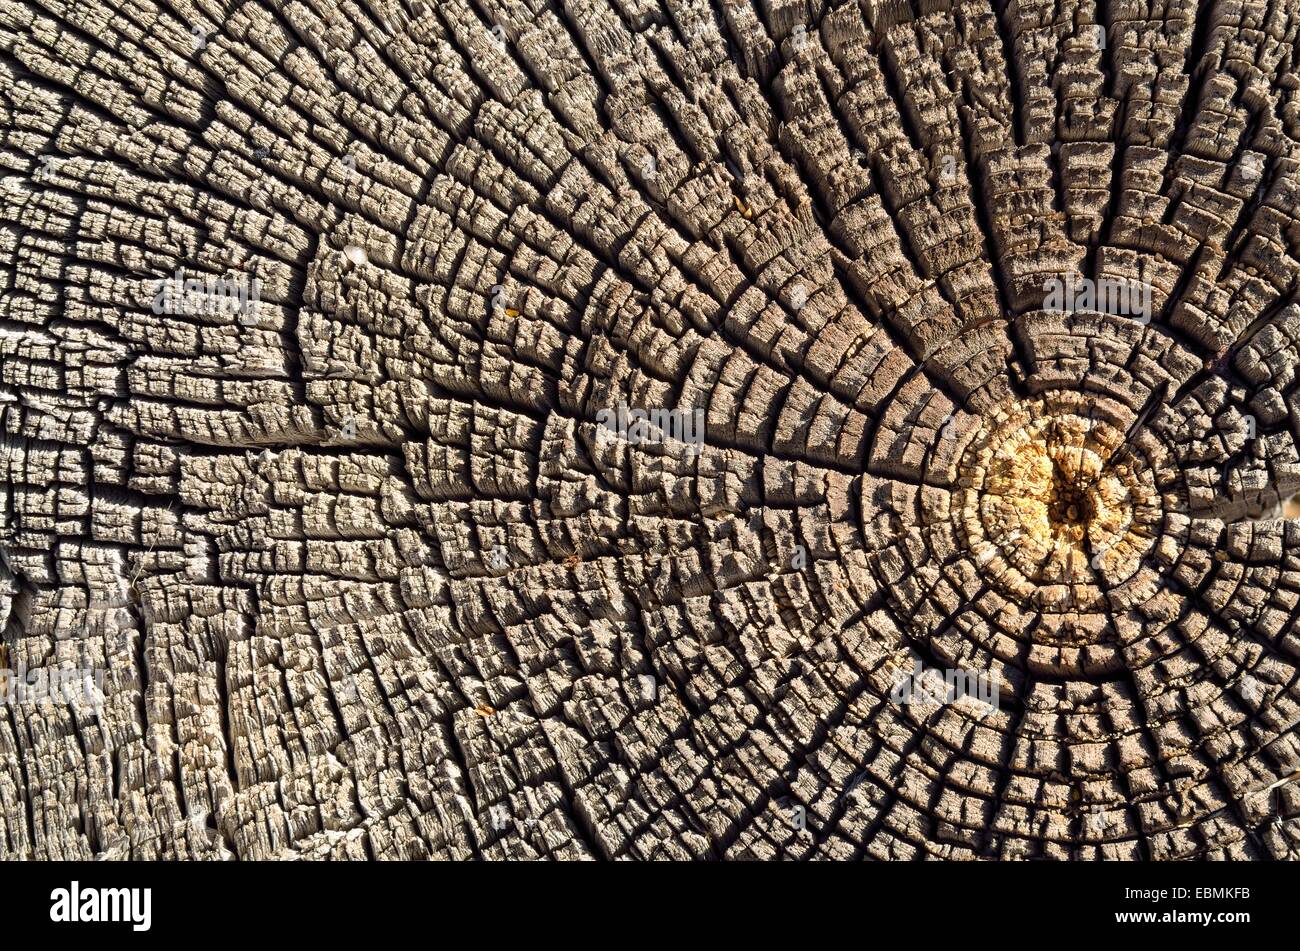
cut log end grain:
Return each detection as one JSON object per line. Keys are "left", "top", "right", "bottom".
{"left": 2, "top": 0, "right": 1300, "bottom": 861}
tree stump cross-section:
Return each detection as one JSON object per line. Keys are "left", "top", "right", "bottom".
{"left": 1, "top": 0, "right": 1300, "bottom": 860}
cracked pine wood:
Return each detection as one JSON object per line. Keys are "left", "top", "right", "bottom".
{"left": 2, "top": 0, "right": 1300, "bottom": 860}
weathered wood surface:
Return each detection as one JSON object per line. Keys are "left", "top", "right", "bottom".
{"left": 2, "top": 0, "right": 1300, "bottom": 860}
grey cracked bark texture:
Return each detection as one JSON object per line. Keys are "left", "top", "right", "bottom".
{"left": 1, "top": 0, "right": 1300, "bottom": 862}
